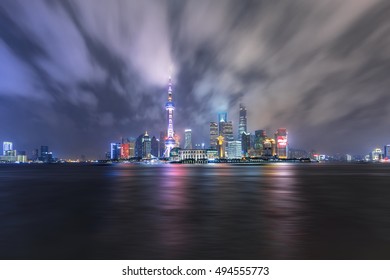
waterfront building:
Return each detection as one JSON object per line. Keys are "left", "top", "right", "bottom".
{"left": 288, "top": 148, "right": 309, "bottom": 159}
{"left": 275, "top": 128, "right": 288, "bottom": 159}
{"left": 263, "top": 137, "right": 276, "bottom": 157}
{"left": 120, "top": 143, "right": 131, "bottom": 159}
{"left": 4, "top": 149, "right": 16, "bottom": 157}
{"left": 40, "top": 146, "right": 53, "bottom": 162}
{"left": 3, "top": 142, "right": 13, "bottom": 156}
{"left": 206, "top": 149, "right": 218, "bottom": 160}
{"left": 151, "top": 136, "right": 159, "bottom": 158}
{"left": 128, "top": 137, "right": 136, "bottom": 158}
{"left": 209, "top": 122, "right": 218, "bottom": 149}
{"left": 135, "top": 134, "right": 144, "bottom": 158}
{"left": 238, "top": 103, "right": 247, "bottom": 139}
{"left": 184, "top": 129, "right": 192, "bottom": 149}
{"left": 159, "top": 131, "right": 166, "bottom": 157}
{"left": 179, "top": 149, "right": 207, "bottom": 161}
{"left": 110, "top": 143, "right": 121, "bottom": 160}
{"left": 227, "top": 141, "right": 242, "bottom": 159}
{"left": 371, "top": 148, "right": 382, "bottom": 161}
{"left": 384, "top": 145, "right": 390, "bottom": 160}
{"left": 179, "top": 149, "right": 218, "bottom": 162}
{"left": 169, "top": 147, "right": 181, "bottom": 161}
{"left": 254, "top": 130, "right": 266, "bottom": 155}
{"left": 241, "top": 132, "right": 251, "bottom": 157}
{"left": 142, "top": 132, "right": 151, "bottom": 159}
{"left": 32, "top": 148, "right": 39, "bottom": 161}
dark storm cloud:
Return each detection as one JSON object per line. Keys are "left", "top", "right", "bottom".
{"left": 1, "top": 0, "right": 389, "bottom": 158}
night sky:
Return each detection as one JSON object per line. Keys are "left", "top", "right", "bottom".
{"left": 1, "top": 0, "right": 390, "bottom": 159}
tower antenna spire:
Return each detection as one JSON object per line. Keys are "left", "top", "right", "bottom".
{"left": 164, "top": 73, "right": 176, "bottom": 158}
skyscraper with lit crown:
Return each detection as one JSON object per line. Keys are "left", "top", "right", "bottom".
{"left": 164, "top": 77, "right": 176, "bottom": 157}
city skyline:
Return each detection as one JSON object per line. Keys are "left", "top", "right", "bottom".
{"left": 1, "top": 0, "right": 390, "bottom": 158}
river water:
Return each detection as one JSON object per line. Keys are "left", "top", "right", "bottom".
{"left": 0, "top": 163, "right": 389, "bottom": 259}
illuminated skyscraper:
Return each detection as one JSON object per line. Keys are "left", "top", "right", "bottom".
{"left": 110, "top": 143, "right": 121, "bottom": 160}
{"left": 164, "top": 77, "right": 176, "bottom": 157}
{"left": 241, "top": 132, "right": 251, "bottom": 156}
{"left": 227, "top": 141, "right": 242, "bottom": 159}
{"left": 254, "top": 130, "right": 266, "bottom": 155}
{"left": 275, "top": 128, "right": 288, "bottom": 159}
{"left": 385, "top": 145, "right": 390, "bottom": 159}
{"left": 3, "top": 142, "right": 12, "bottom": 156}
{"left": 151, "top": 136, "right": 159, "bottom": 158}
{"left": 209, "top": 122, "right": 218, "bottom": 149}
{"left": 238, "top": 103, "right": 247, "bottom": 139}
{"left": 221, "top": 121, "right": 234, "bottom": 142}
{"left": 371, "top": 148, "right": 382, "bottom": 161}
{"left": 159, "top": 131, "right": 166, "bottom": 157}
{"left": 263, "top": 138, "right": 276, "bottom": 157}
{"left": 120, "top": 143, "right": 130, "bottom": 159}
{"left": 184, "top": 129, "right": 192, "bottom": 149}
{"left": 218, "top": 112, "right": 227, "bottom": 135}
{"left": 142, "top": 131, "right": 151, "bottom": 159}
{"left": 135, "top": 134, "right": 144, "bottom": 158}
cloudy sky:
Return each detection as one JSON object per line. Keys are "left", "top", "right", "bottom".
{"left": 1, "top": 0, "right": 389, "bottom": 158}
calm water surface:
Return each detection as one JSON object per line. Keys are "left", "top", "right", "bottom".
{"left": 0, "top": 163, "right": 389, "bottom": 259}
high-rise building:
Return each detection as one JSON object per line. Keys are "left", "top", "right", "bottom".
{"left": 159, "top": 131, "right": 166, "bottom": 158}
{"left": 254, "top": 130, "right": 266, "bottom": 152}
{"left": 142, "top": 132, "right": 151, "bottom": 159}
{"left": 151, "top": 136, "right": 159, "bottom": 158}
{"left": 371, "top": 148, "right": 382, "bottom": 161}
{"left": 135, "top": 134, "right": 144, "bottom": 158}
{"left": 209, "top": 122, "right": 218, "bottom": 149}
{"left": 263, "top": 138, "right": 276, "bottom": 157}
{"left": 3, "top": 142, "right": 13, "bottom": 156}
{"left": 120, "top": 143, "right": 130, "bottom": 159}
{"left": 241, "top": 132, "right": 251, "bottom": 157}
{"left": 275, "top": 128, "right": 288, "bottom": 159}
{"left": 110, "top": 143, "right": 121, "bottom": 160}
{"left": 174, "top": 133, "right": 180, "bottom": 148}
{"left": 164, "top": 77, "right": 176, "bottom": 157}
{"left": 385, "top": 145, "right": 390, "bottom": 159}
{"left": 218, "top": 112, "right": 227, "bottom": 135}
{"left": 32, "top": 148, "right": 39, "bottom": 161}
{"left": 238, "top": 103, "right": 247, "bottom": 139}
{"left": 40, "top": 145, "right": 53, "bottom": 162}
{"left": 227, "top": 141, "right": 242, "bottom": 159}
{"left": 184, "top": 129, "right": 192, "bottom": 149}
{"left": 221, "top": 121, "right": 234, "bottom": 142}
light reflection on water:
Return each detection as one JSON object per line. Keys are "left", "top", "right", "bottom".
{"left": 261, "top": 165, "right": 306, "bottom": 259}
{"left": 1, "top": 163, "right": 390, "bottom": 259}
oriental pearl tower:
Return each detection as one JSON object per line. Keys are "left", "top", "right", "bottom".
{"left": 164, "top": 76, "right": 176, "bottom": 158}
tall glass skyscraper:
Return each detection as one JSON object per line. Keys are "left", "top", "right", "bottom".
{"left": 184, "top": 129, "right": 192, "bottom": 149}
{"left": 142, "top": 132, "right": 151, "bottom": 159}
{"left": 209, "top": 122, "right": 218, "bottom": 149}
{"left": 238, "top": 103, "right": 247, "bottom": 139}
{"left": 218, "top": 112, "right": 227, "bottom": 135}
{"left": 221, "top": 121, "right": 234, "bottom": 142}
